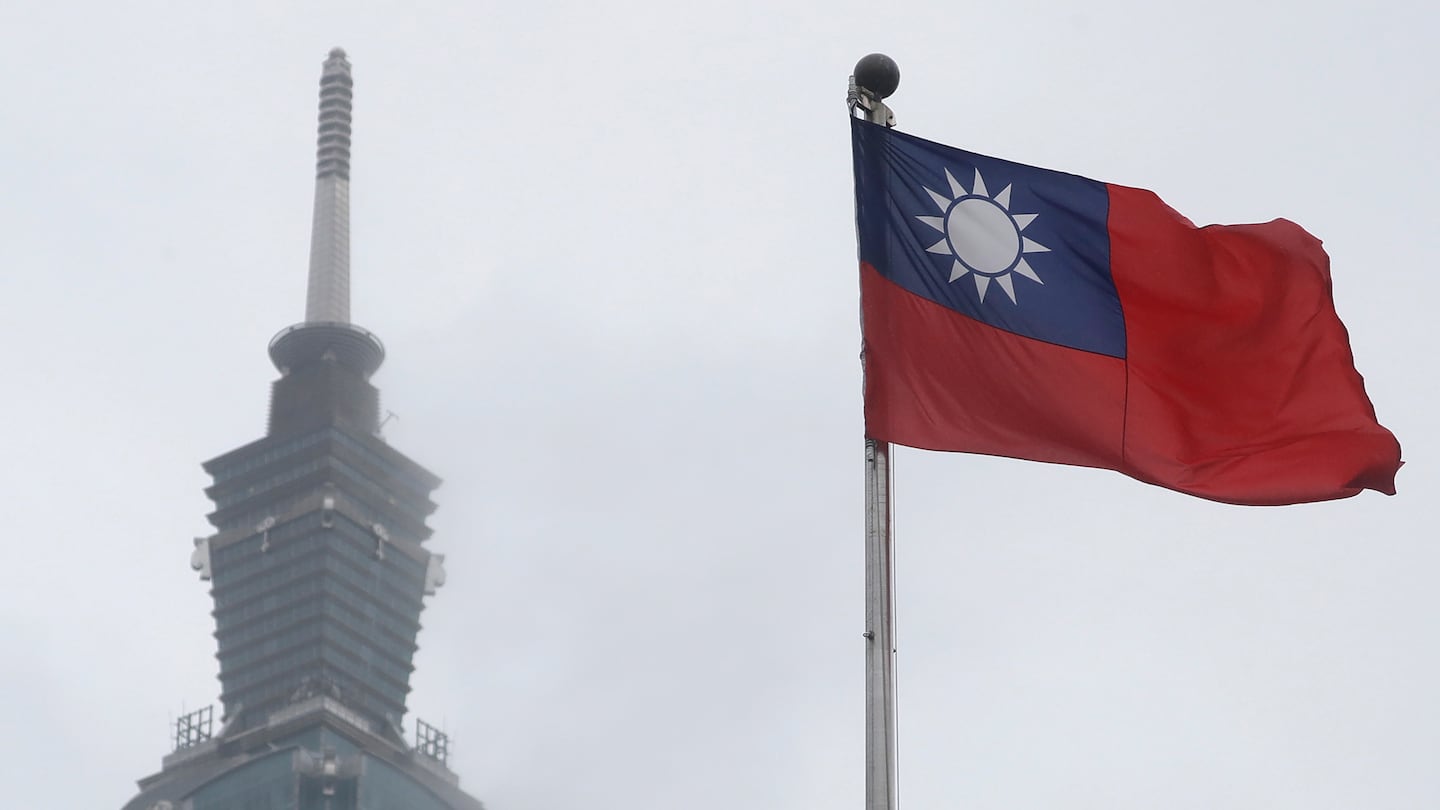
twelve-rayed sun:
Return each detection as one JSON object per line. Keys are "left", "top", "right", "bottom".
{"left": 918, "top": 168, "right": 1049, "bottom": 303}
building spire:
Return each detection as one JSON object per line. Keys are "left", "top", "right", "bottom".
{"left": 305, "top": 47, "right": 353, "bottom": 324}
{"left": 269, "top": 48, "right": 383, "bottom": 393}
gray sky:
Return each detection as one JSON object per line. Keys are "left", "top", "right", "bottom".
{"left": 1, "top": 2, "right": 1435, "bottom": 808}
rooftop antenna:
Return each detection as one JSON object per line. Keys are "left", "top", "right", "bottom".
{"left": 306, "top": 47, "right": 354, "bottom": 325}
{"left": 267, "top": 47, "right": 385, "bottom": 384}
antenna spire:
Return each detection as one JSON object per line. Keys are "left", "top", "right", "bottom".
{"left": 305, "top": 47, "right": 354, "bottom": 324}
{"left": 268, "top": 47, "right": 383, "bottom": 383}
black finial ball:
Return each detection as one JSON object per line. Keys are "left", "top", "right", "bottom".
{"left": 854, "top": 53, "right": 900, "bottom": 99}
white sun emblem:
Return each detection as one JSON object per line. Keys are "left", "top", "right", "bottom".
{"left": 917, "top": 168, "right": 1050, "bottom": 303}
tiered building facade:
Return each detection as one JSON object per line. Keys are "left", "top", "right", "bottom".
{"left": 122, "top": 49, "right": 482, "bottom": 810}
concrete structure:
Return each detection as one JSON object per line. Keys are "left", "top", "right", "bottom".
{"left": 122, "top": 49, "right": 483, "bottom": 810}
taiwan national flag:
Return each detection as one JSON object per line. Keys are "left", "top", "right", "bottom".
{"left": 852, "top": 118, "right": 1401, "bottom": 505}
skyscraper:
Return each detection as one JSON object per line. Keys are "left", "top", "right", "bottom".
{"left": 122, "top": 49, "right": 483, "bottom": 810}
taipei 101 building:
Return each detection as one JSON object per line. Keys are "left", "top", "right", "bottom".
{"left": 122, "top": 49, "right": 484, "bottom": 810}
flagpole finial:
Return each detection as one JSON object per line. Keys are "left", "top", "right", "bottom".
{"left": 853, "top": 53, "right": 899, "bottom": 99}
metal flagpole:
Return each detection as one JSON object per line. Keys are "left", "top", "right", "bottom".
{"left": 850, "top": 53, "right": 901, "bottom": 810}
{"left": 863, "top": 436, "right": 897, "bottom": 810}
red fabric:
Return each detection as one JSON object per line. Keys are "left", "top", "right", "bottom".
{"left": 862, "top": 187, "right": 1402, "bottom": 505}
{"left": 1109, "top": 186, "right": 1400, "bottom": 503}
{"left": 862, "top": 262, "right": 1127, "bottom": 470}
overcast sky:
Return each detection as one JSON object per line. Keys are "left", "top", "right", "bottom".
{"left": 0, "top": 2, "right": 1435, "bottom": 808}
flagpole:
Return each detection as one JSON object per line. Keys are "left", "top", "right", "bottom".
{"left": 851, "top": 53, "right": 901, "bottom": 810}
{"left": 863, "top": 436, "right": 897, "bottom": 810}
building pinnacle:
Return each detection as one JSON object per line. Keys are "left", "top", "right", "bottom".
{"left": 305, "top": 47, "right": 354, "bottom": 324}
